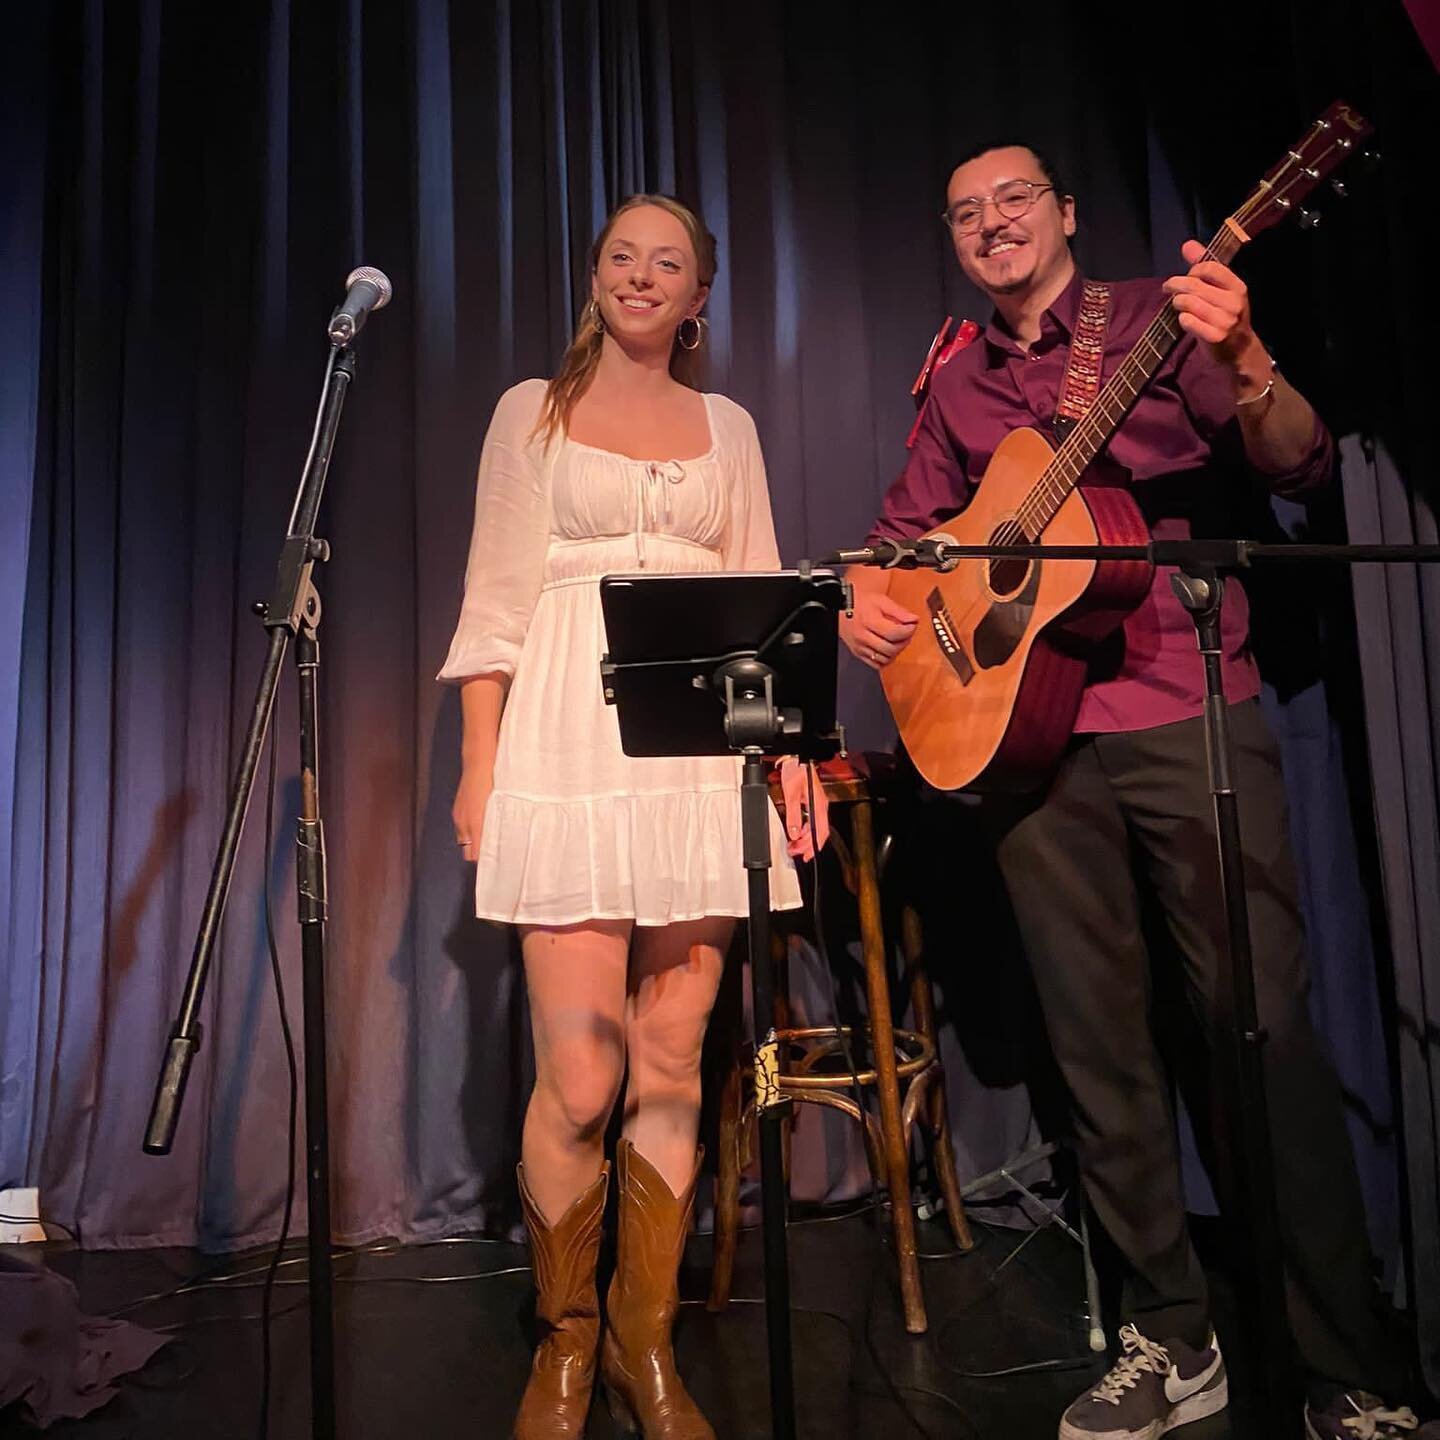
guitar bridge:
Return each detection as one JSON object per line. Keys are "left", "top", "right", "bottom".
{"left": 927, "top": 588, "right": 974, "bottom": 685}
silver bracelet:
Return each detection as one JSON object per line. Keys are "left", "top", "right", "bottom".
{"left": 1236, "top": 356, "right": 1278, "bottom": 408}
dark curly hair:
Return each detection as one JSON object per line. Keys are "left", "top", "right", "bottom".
{"left": 948, "top": 142, "right": 1071, "bottom": 203}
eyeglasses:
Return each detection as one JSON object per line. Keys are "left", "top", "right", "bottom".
{"left": 942, "top": 180, "right": 1055, "bottom": 235}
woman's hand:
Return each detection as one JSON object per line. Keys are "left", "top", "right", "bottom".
{"left": 454, "top": 674, "right": 507, "bottom": 862}
{"left": 452, "top": 763, "right": 494, "bottom": 863}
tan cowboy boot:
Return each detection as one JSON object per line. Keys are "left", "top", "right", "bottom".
{"left": 600, "top": 1140, "right": 715, "bottom": 1439}
{"left": 513, "top": 1162, "right": 609, "bottom": 1440}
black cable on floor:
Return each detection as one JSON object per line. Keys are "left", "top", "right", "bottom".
{"left": 804, "top": 769, "right": 1096, "bottom": 1401}
{"left": 802, "top": 764, "right": 942, "bottom": 1440}
{"left": 688, "top": 1295, "right": 980, "bottom": 1439}
{"left": 853, "top": 1380, "right": 984, "bottom": 1436}
{"left": 101, "top": 1234, "right": 518, "bottom": 1321}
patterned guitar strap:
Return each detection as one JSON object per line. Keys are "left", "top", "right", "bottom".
{"left": 1052, "top": 280, "right": 1112, "bottom": 439}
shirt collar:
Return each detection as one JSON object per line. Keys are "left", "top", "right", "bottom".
{"left": 983, "top": 269, "right": 1086, "bottom": 357}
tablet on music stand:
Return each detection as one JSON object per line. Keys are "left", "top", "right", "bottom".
{"left": 598, "top": 568, "right": 845, "bottom": 762}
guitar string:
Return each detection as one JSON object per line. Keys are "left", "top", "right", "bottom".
{"left": 929, "top": 126, "right": 1335, "bottom": 643}
{"left": 1009, "top": 131, "right": 1330, "bottom": 538}
{"left": 985, "top": 129, "right": 1332, "bottom": 558}
{"left": 1035, "top": 141, "right": 1325, "bottom": 506}
{"left": 928, "top": 125, "right": 1335, "bottom": 642}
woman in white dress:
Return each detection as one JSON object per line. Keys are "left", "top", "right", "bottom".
{"left": 439, "top": 195, "right": 800, "bottom": 1440}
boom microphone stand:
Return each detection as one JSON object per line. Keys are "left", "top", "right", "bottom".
{"left": 830, "top": 533, "right": 1440, "bottom": 1439}
{"left": 143, "top": 269, "right": 393, "bottom": 1440}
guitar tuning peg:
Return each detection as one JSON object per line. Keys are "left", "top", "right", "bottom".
{"left": 1360, "top": 148, "right": 1382, "bottom": 171}
{"left": 1299, "top": 208, "right": 1322, "bottom": 230}
{"left": 1330, "top": 179, "right": 1348, "bottom": 198}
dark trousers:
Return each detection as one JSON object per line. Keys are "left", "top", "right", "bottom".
{"left": 983, "top": 700, "right": 1398, "bottom": 1391}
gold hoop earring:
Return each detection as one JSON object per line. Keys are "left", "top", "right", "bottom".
{"left": 677, "top": 315, "right": 704, "bottom": 351}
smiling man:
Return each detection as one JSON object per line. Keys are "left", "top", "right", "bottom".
{"left": 840, "top": 142, "right": 1430, "bottom": 1440}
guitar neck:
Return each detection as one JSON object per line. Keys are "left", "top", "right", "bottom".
{"left": 1018, "top": 225, "right": 1246, "bottom": 539}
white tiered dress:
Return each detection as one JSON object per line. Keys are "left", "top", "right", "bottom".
{"left": 439, "top": 378, "right": 803, "bottom": 926}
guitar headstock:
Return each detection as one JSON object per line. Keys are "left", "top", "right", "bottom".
{"left": 1226, "top": 101, "right": 1373, "bottom": 244}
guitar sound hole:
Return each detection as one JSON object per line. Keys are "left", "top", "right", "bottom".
{"left": 987, "top": 554, "right": 1031, "bottom": 598}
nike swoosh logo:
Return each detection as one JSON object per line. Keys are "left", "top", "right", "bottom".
{"left": 1165, "top": 1351, "right": 1221, "bottom": 1405}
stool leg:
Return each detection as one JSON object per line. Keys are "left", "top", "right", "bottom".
{"left": 853, "top": 800, "right": 927, "bottom": 1334}
{"left": 901, "top": 904, "right": 974, "bottom": 1252}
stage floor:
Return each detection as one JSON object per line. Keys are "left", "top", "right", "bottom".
{"left": 2, "top": 1208, "right": 1249, "bottom": 1439}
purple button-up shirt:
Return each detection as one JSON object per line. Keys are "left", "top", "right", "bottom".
{"left": 870, "top": 271, "right": 1332, "bottom": 733}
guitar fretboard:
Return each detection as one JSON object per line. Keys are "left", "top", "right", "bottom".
{"left": 1014, "top": 226, "right": 1245, "bottom": 540}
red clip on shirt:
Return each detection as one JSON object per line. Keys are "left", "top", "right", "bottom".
{"left": 907, "top": 318, "right": 982, "bottom": 448}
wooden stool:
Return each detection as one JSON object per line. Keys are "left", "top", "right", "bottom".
{"left": 707, "top": 754, "right": 975, "bottom": 1334}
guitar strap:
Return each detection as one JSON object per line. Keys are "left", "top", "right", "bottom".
{"left": 1052, "top": 279, "right": 1112, "bottom": 438}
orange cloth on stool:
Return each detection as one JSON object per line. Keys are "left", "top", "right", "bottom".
{"left": 777, "top": 757, "right": 830, "bottom": 861}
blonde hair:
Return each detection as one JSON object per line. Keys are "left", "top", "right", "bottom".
{"left": 534, "top": 194, "right": 718, "bottom": 444}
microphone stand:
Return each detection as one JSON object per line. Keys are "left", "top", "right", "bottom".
{"left": 144, "top": 339, "right": 364, "bottom": 1440}
{"left": 827, "top": 534, "right": 1440, "bottom": 1439}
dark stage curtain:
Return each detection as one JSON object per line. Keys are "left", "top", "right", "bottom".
{"left": 3, "top": 0, "right": 1437, "bottom": 1389}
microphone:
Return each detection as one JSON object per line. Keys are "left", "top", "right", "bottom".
{"left": 824, "top": 538, "right": 911, "bottom": 568}
{"left": 327, "top": 265, "right": 393, "bottom": 344}
{"left": 822, "top": 537, "right": 960, "bottom": 571}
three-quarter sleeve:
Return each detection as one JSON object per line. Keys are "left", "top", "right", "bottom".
{"left": 437, "top": 379, "right": 552, "bottom": 683}
{"left": 719, "top": 399, "right": 783, "bottom": 570}
{"left": 1174, "top": 332, "right": 1334, "bottom": 500}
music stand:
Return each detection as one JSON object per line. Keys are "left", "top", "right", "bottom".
{"left": 599, "top": 566, "right": 846, "bottom": 1440}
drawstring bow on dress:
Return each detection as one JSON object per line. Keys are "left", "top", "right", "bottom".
{"left": 635, "top": 460, "right": 686, "bottom": 567}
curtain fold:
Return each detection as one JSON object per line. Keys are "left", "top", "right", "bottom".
{"left": 1343, "top": 431, "right": 1440, "bottom": 1389}
{"left": 0, "top": 1, "right": 51, "bottom": 1197}
{"left": 2, "top": 5, "right": 1433, "bottom": 1386}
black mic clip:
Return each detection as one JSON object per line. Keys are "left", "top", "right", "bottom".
{"left": 906, "top": 536, "right": 959, "bottom": 572}
{"left": 823, "top": 535, "right": 956, "bottom": 571}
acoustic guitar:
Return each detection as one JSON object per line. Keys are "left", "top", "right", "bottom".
{"left": 881, "top": 101, "right": 1372, "bottom": 793}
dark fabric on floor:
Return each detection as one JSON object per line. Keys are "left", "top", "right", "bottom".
{"left": 0, "top": 1255, "right": 166, "bottom": 1429}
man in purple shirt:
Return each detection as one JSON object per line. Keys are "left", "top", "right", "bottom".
{"left": 842, "top": 143, "right": 1421, "bottom": 1440}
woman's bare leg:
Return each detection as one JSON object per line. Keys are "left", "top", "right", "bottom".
{"left": 622, "top": 917, "right": 732, "bottom": 1193}
{"left": 520, "top": 920, "right": 631, "bottom": 1222}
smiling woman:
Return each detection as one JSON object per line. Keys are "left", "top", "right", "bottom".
{"left": 438, "top": 194, "right": 799, "bottom": 1440}
{"left": 535, "top": 195, "right": 718, "bottom": 451}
